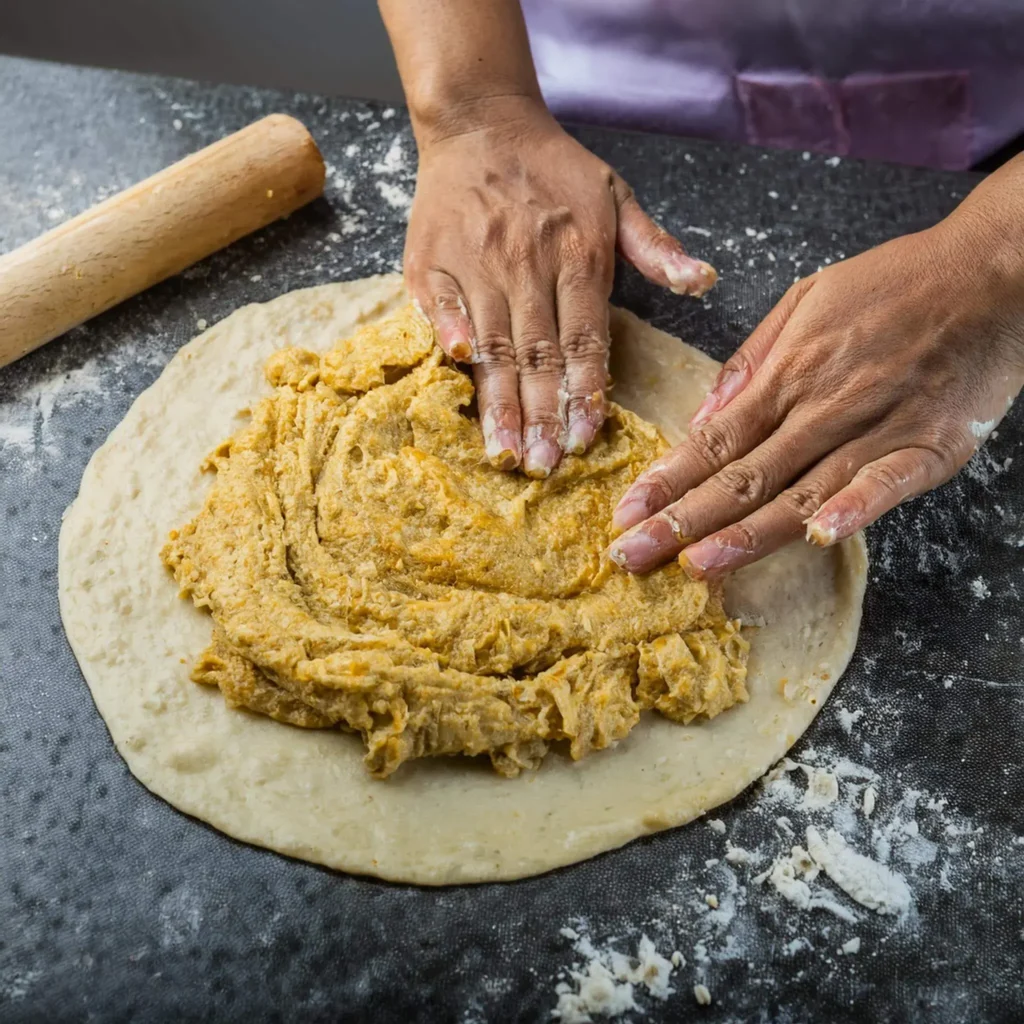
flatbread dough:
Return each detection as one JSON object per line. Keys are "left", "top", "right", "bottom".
{"left": 59, "top": 274, "right": 867, "bottom": 884}
{"left": 161, "top": 304, "right": 749, "bottom": 780}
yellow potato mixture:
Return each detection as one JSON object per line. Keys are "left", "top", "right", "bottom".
{"left": 162, "top": 306, "right": 749, "bottom": 778}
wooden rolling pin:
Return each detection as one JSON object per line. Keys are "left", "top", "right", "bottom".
{"left": 0, "top": 113, "right": 326, "bottom": 370}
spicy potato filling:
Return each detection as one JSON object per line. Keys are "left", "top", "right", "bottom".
{"left": 162, "top": 306, "right": 749, "bottom": 777}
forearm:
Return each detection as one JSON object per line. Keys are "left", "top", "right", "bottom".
{"left": 942, "top": 152, "right": 1024, "bottom": 309}
{"left": 378, "top": 0, "right": 545, "bottom": 148}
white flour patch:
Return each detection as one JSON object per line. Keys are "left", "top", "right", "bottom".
{"left": 372, "top": 136, "right": 407, "bottom": 175}
{"left": 969, "top": 577, "right": 991, "bottom": 600}
{"left": 963, "top": 448, "right": 1013, "bottom": 486}
{"left": 0, "top": 357, "right": 105, "bottom": 459}
{"left": 375, "top": 180, "right": 413, "bottom": 213}
{"left": 836, "top": 707, "right": 864, "bottom": 735}
{"left": 968, "top": 418, "right": 996, "bottom": 440}
{"left": 552, "top": 928, "right": 676, "bottom": 1023}
{"left": 805, "top": 826, "right": 912, "bottom": 915}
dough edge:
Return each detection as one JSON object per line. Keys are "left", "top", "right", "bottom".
{"left": 59, "top": 274, "right": 868, "bottom": 885}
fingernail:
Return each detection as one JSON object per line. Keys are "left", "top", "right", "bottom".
{"left": 690, "top": 368, "right": 746, "bottom": 429}
{"left": 608, "top": 518, "right": 677, "bottom": 573}
{"left": 689, "top": 392, "right": 718, "bottom": 429}
{"left": 665, "top": 256, "right": 719, "bottom": 298}
{"left": 682, "top": 536, "right": 746, "bottom": 577}
{"left": 562, "top": 390, "right": 606, "bottom": 455}
{"left": 435, "top": 311, "right": 476, "bottom": 362}
{"left": 485, "top": 427, "right": 521, "bottom": 471}
{"left": 609, "top": 529, "right": 660, "bottom": 572}
{"left": 564, "top": 410, "right": 601, "bottom": 455}
{"left": 523, "top": 438, "right": 561, "bottom": 479}
{"left": 805, "top": 508, "right": 859, "bottom": 546}
{"left": 612, "top": 497, "right": 650, "bottom": 533}
{"left": 449, "top": 337, "right": 473, "bottom": 361}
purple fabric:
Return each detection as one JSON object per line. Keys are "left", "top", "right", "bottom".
{"left": 521, "top": 0, "right": 1024, "bottom": 169}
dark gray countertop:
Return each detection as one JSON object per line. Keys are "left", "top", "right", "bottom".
{"left": 1, "top": 55, "right": 1022, "bottom": 1024}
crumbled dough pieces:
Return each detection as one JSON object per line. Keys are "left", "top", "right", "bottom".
{"left": 163, "top": 306, "right": 750, "bottom": 778}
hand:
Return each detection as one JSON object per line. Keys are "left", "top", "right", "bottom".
{"left": 404, "top": 97, "right": 716, "bottom": 477}
{"left": 609, "top": 207, "right": 1024, "bottom": 577}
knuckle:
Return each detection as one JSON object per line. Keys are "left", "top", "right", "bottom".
{"left": 561, "top": 245, "right": 607, "bottom": 288}
{"left": 475, "top": 329, "right": 516, "bottom": 366}
{"left": 635, "top": 466, "right": 679, "bottom": 511}
{"left": 920, "top": 421, "right": 970, "bottom": 464}
{"left": 516, "top": 334, "right": 563, "bottom": 376}
{"left": 560, "top": 325, "right": 608, "bottom": 363}
{"left": 727, "top": 520, "right": 761, "bottom": 554}
{"left": 536, "top": 205, "right": 574, "bottom": 241}
{"left": 714, "top": 463, "right": 770, "bottom": 506}
{"left": 689, "top": 419, "right": 740, "bottom": 467}
{"left": 778, "top": 484, "right": 826, "bottom": 521}
{"left": 858, "top": 460, "right": 908, "bottom": 494}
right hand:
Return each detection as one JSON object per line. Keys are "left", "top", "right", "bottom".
{"left": 404, "top": 97, "right": 717, "bottom": 477}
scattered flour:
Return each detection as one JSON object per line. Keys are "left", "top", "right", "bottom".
{"left": 375, "top": 180, "right": 413, "bottom": 212}
{"left": 372, "top": 137, "right": 407, "bottom": 175}
{"left": 836, "top": 707, "right": 864, "bottom": 735}
{"left": 970, "top": 577, "right": 991, "bottom": 600}
{"left": 863, "top": 787, "right": 877, "bottom": 818}
{"left": 754, "top": 845, "right": 859, "bottom": 924}
{"left": 801, "top": 767, "right": 840, "bottom": 810}
{"left": 805, "top": 827, "right": 912, "bottom": 916}
{"left": 552, "top": 930, "right": 676, "bottom": 1023}
{"left": 0, "top": 357, "right": 105, "bottom": 458}
{"left": 968, "top": 418, "right": 996, "bottom": 440}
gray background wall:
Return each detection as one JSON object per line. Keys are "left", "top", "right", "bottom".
{"left": 0, "top": 0, "right": 404, "bottom": 102}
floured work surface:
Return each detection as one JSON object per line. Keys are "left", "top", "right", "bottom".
{"left": 59, "top": 274, "right": 866, "bottom": 884}
{"left": 5, "top": 66, "right": 1023, "bottom": 1021}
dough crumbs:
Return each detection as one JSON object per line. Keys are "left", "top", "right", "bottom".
{"left": 841, "top": 937, "right": 862, "bottom": 955}
{"left": 707, "top": 818, "right": 726, "bottom": 834}
{"left": 801, "top": 767, "right": 840, "bottom": 809}
{"left": 754, "top": 844, "right": 858, "bottom": 924}
{"left": 553, "top": 932, "right": 676, "bottom": 1023}
{"left": 694, "top": 984, "right": 712, "bottom": 1006}
{"left": 162, "top": 305, "right": 750, "bottom": 778}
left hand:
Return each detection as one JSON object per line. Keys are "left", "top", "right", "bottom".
{"left": 609, "top": 198, "right": 1024, "bottom": 578}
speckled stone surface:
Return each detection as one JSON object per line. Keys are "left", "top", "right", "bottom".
{"left": 1, "top": 56, "right": 1023, "bottom": 1024}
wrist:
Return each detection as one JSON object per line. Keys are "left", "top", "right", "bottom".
{"left": 410, "top": 89, "right": 553, "bottom": 152}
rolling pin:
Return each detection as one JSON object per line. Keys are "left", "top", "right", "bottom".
{"left": 0, "top": 113, "right": 326, "bottom": 370}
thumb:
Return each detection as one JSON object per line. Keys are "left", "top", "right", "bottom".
{"left": 612, "top": 176, "right": 717, "bottom": 298}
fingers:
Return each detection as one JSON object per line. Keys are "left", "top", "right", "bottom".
{"left": 609, "top": 412, "right": 835, "bottom": 573}
{"left": 678, "top": 442, "right": 867, "bottom": 578}
{"left": 690, "top": 278, "right": 816, "bottom": 429}
{"left": 556, "top": 266, "right": 611, "bottom": 454}
{"left": 804, "top": 446, "right": 951, "bottom": 546}
{"left": 611, "top": 176, "right": 718, "bottom": 298}
{"left": 510, "top": 282, "right": 565, "bottom": 478}
{"left": 408, "top": 267, "right": 476, "bottom": 362}
{"left": 467, "top": 289, "right": 522, "bottom": 470}
{"left": 612, "top": 384, "right": 779, "bottom": 535}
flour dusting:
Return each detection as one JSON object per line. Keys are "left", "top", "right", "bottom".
{"left": 552, "top": 928, "right": 676, "bottom": 1023}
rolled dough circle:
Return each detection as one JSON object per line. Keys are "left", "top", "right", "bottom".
{"left": 59, "top": 274, "right": 867, "bottom": 884}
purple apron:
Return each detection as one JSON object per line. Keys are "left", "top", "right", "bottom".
{"left": 521, "top": 0, "right": 1024, "bottom": 169}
